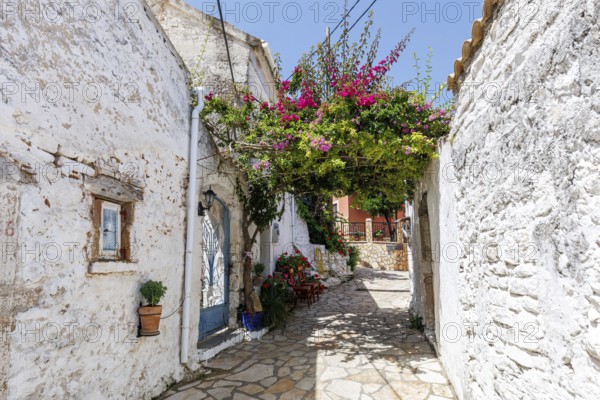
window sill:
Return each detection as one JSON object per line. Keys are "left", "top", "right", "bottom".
{"left": 89, "top": 260, "right": 138, "bottom": 274}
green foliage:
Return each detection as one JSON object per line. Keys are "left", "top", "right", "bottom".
{"left": 189, "top": 33, "right": 210, "bottom": 89}
{"left": 140, "top": 280, "right": 167, "bottom": 306}
{"left": 295, "top": 197, "right": 349, "bottom": 253}
{"left": 347, "top": 246, "right": 360, "bottom": 271}
{"left": 295, "top": 196, "right": 332, "bottom": 246}
{"left": 200, "top": 13, "right": 451, "bottom": 216}
{"left": 260, "top": 277, "right": 291, "bottom": 330}
{"left": 236, "top": 176, "right": 284, "bottom": 237}
{"left": 409, "top": 312, "right": 425, "bottom": 332}
{"left": 354, "top": 192, "right": 404, "bottom": 220}
{"left": 412, "top": 47, "right": 454, "bottom": 112}
{"left": 353, "top": 192, "right": 404, "bottom": 240}
{"left": 200, "top": 14, "right": 451, "bottom": 315}
{"left": 253, "top": 262, "right": 266, "bottom": 277}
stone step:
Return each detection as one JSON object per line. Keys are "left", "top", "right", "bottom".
{"left": 197, "top": 327, "right": 268, "bottom": 362}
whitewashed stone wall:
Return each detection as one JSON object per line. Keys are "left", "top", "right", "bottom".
{"left": 147, "top": 0, "right": 278, "bottom": 333}
{"left": 263, "top": 196, "right": 311, "bottom": 272}
{"left": 147, "top": 0, "right": 276, "bottom": 100}
{"left": 260, "top": 195, "right": 351, "bottom": 281}
{"left": 410, "top": 1, "right": 600, "bottom": 399}
{"left": 0, "top": 1, "right": 194, "bottom": 399}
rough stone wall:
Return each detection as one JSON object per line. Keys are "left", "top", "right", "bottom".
{"left": 353, "top": 242, "right": 409, "bottom": 271}
{"left": 410, "top": 1, "right": 600, "bottom": 399}
{"left": 0, "top": 1, "right": 193, "bottom": 399}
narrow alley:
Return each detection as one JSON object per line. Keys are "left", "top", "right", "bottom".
{"left": 160, "top": 268, "right": 456, "bottom": 400}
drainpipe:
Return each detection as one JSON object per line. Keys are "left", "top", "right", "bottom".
{"left": 291, "top": 195, "right": 295, "bottom": 244}
{"left": 181, "top": 88, "right": 204, "bottom": 364}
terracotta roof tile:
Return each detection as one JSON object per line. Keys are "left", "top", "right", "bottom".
{"left": 448, "top": 0, "right": 505, "bottom": 93}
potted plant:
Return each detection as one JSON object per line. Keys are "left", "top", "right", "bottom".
{"left": 374, "top": 230, "right": 385, "bottom": 241}
{"left": 138, "top": 280, "right": 167, "bottom": 336}
{"left": 259, "top": 276, "right": 290, "bottom": 330}
{"left": 242, "top": 288, "right": 265, "bottom": 332}
{"left": 352, "top": 232, "right": 365, "bottom": 241}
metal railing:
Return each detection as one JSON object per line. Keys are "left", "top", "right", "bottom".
{"left": 372, "top": 222, "right": 397, "bottom": 242}
{"left": 339, "top": 222, "right": 367, "bottom": 241}
{"left": 339, "top": 220, "right": 401, "bottom": 243}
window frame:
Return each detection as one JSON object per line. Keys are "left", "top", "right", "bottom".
{"left": 99, "top": 200, "right": 122, "bottom": 260}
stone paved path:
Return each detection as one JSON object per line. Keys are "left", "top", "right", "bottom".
{"left": 160, "top": 268, "right": 456, "bottom": 400}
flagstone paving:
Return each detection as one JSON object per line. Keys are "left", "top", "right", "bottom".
{"left": 160, "top": 267, "right": 456, "bottom": 400}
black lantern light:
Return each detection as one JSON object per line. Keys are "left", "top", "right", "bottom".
{"left": 198, "top": 187, "right": 216, "bottom": 216}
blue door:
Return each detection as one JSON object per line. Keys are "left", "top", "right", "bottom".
{"left": 199, "top": 198, "right": 230, "bottom": 340}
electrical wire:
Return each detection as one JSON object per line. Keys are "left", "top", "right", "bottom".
{"left": 331, "top": 0, "right": 362, "bottom": 36}
{"left": 285, "top": 0, "right": 378, "bottom": 80}
{"left": 216, "top": 0, "right": 238, "bottom": 94}
{"left": 285, "top": 0, "right": 362, "bottom": 80}
{"left": 343, "top": 0, "right": 378, "bottom": 38}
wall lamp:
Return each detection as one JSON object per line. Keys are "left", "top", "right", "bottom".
{"left": 198, "top": 187, "right": 216, "bottom": 216}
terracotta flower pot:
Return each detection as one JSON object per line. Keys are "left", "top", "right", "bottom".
{"left": 138, "top": 305, "right": 162, "bottom": 336}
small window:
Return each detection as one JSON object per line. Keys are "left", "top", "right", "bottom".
{"left": 92, "top": 198, "right": 134, "bottom": 262}
{"left": 100, "top": 201, "right": 121, "bottom": 259}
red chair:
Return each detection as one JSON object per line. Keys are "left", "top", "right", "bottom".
{"left": 273, "top": 272, "right": 297, "bottom": 309}
{"left": 298, "top": 266, "right": 319, "bottom": 302}
{"left": 289, "top": 268, "right": 313, "bottom": 307}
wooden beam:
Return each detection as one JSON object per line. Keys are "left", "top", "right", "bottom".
{"left": 84, "top": 175, "right": 143, "bottom": 203}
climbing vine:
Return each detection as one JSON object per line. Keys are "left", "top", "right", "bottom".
{"left": 296, "top": 196, "right": 348, "bottom": 255}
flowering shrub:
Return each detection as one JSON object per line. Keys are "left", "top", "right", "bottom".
{"left": 274, "top": 248, "right": 326, "bottom": 291}
{"left": 325, "top": 229, "right": 348, "bottom": 256}
{"left": 198, "top": 14, "right": 452, "bottom": 311}
{"left": 201, "top": 18, "right": 451, "bottom": 205}
{"left": 275, "top": 248, "right": 312, "bottom": 275}
{"left": 260, "top": 275, "right": 292, "bottom": 330}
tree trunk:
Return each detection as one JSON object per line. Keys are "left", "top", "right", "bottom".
{"left": 241, "top": 209, "right": 260, "bottom": 313}
{"left": 385, "top": 213, "right": 395, "bottom": 242}
{"left": 243, "top": 242, "right": 254, "bottom": 313}
{"left": 241, "top": 209, "right": 254, "bottom": 313}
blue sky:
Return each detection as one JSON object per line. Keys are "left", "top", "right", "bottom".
{"left": 188, "top": 1, "right": 483, "bottom": 103}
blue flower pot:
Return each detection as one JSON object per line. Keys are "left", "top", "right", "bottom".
{"left": 242, "top": 311, "right": 264, "bottom": 331}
